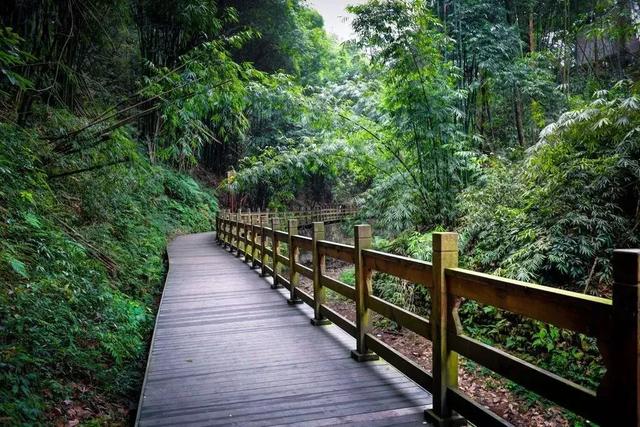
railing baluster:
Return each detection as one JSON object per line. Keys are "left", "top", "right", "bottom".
{"left": 243, "top": 209, "right": 250, "bottom": 263}
{"left": 351, "top": 224, "right": 378, "bottom": 361}
{"left": 211, "top": 208, "right": 640, "bottom": 425}
{"left": 226, "top": 212, "right": 231, "bottom": 250}
{"left": 287, "top": 219, "right": 303, "bottom": 305}
{"left": 601, "top": 249, "right": 640, "bottom": 426}
{"left": 215, "top": 215, "right": 220, "bottom": 244}
{"left": 230, "top": 211, "right": 235, "bottom": 252}
{"left": 222, "top": 215, "right": 227, "bottom": 247}
{"left": 247, "top": 210, "right": 255, "bottom": 267}
{"left": 252, "top": 209, "right": 260, "bottom": 269}
{"left": 271, "top": 218, "right": 281, "bottom": 289}
{"left": 229, "top": 212, "right": 233, "bottom": 251}
{"left": 311, "top": 222, "right": 330, "bottom": 326}
{"left": 235, "top": 209, "right": 242, "bottom": 256}
{"left": 426, "top": 232, "right": 464, "bottom": 426}
{"left": 260, "top": 215, "right": 268, "bottom": 277}
{"left": 221, "top": 213, "right": 226, "bottom": 249}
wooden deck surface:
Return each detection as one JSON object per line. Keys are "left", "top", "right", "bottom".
{"left": 136, "top": 232, "right": 432, "bottom": 426}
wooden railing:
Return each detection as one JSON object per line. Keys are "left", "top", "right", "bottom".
{"left": 218, "top": 206, "right": 357, "bottom": 227}
{"left": 215, "top": 212, "right": 639, "bottom": 427}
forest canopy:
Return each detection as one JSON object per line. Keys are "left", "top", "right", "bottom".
{"left": 1, "top": 0, "right": 639, "bottom": 425}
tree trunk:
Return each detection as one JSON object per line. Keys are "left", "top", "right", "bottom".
{"left": 528, "top": 11, "right": 536, "bottom": 53}
{"left": 513, "top": 87, "right": 526, "bottom": 148}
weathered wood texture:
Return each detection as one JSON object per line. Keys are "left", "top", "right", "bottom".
{"left": 136, "top": 232, "right": 432, "bottom": 426}
{"left": 216, "top": 211, "right": 640, "bottom": 427}
{"left": 221, "top": 206, "right": 357, "bottom": 228}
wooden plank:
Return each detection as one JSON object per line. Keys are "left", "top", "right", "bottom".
{"left": 368, "top": 295, "right": 431, "bottom": 340}
{"left": 320, "top": 275, "right": 355, "bottom": 300}
{"left": 449, "top": 333, "right": 601, "bottom": 422}
{"left": 353, "top": 224, "right": 375, "bottom": 360}
{"left": 428, "top": 233, "right": 460, "bottom": 423}
{"left": 447, "top": 388, "right": 513, "bottom": 427}
{"left": 363, "top": 249, "right": 433, "bottom": 288}
{"left": 365, "top": 333, "right": 433, "bottom": 391}
{"left": 274, "top": 229, "right": 288, "bottom": 240}
{"left": 294, "top": 262, "right": 313, "bottom": 279}
{"left": 292, "top": 234, "right": 312, "bottom": 251}
{"left": 446, "top": 268, "right": 613, "bottom": 337}
{"left": 276, "top": 273, "right": 291, "bottom": 290}
{"left": 293, "top": 287, "right": 314, "bottom": 306}
{"left": 320, "top": 305, "right": 357, "bottom": 337}
{"left": 288, "top": 219, "right": 302, "bottom": 304}
{"left": 312, "top": 222, "right": 327, "bottom": 324}
{"left": 277, "top": 253, "right": 289, "bottom": 265}
{"left": 318, "top": 240, "right": 355, "bottom": 263}
{"left": 136, "top": 231, "right": 432, "bottom": 427}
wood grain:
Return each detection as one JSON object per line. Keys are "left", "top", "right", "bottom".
{"left": 136, "top": 232, "right": 432, "bottom": 426}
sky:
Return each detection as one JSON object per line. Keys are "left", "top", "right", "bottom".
{"left": 307, "top": 0, "right": 368, "bottom": 41}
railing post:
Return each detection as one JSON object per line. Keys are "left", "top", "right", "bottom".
{"left": 271, "top": 218, "right": 282, "bottom": 289}
{"left": 605, "top": 249, "right": 640, "bottom": 426}
{"left": 243, "top": 210, "right": 248, "bottom": 257}
{"left": 222, "top": 215, "right": 228, "bottom": 246}
{"left": 287, "top": 219, "right": 303, "bottom": 305}
{"left": 246, "top": 210, "right": 254, "bottom": 266}
{"left": 225, "top": 211, "right": 231, "bottom": 250}
{"left": 311, "top": 222, "right": 331, "bottom": 326}
{"left": 221, "top": 213, "right": 227, "bottom": 249}
{"left": 426, "top": 232, "right": 464, "bottom": 426}
{"left": 351, "top": 224, "right": 378, "bottom": 361}
{"left": 260, "top": 215, "right": 268, "bottom": 277}
{"left": 226, "top": 212, "right": 231, "bottom": 250}
{"left": 252, "top": 209, "right": 261, "bottom": 269}
{"left": 235, "top": 209, "right": 242, "bottom": 257}
{"left": 215, "top": 214, "right": 220, "bottom": 244}
{"left": 230, "top": 210, "right": 237, "bottom": 252}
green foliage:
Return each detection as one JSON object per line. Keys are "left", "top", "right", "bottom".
{"left": 225, "top": 0, "right": 346, "bottom": 85}
{"left": 462, "top": 80, "right": 640, "bottom": 290}
{"left": 458, "top": 301, "right": 605, "bottom": 389}
{"left": 338, "top": 268, "right": 355, "bottom": 286}
{"left": 0, "top": 117, "right": 218, "bottom": 424}
{"left": 146, "top": 41, "right": 253, "bottom": 170}
{"left": 350, "top": 0, "right": 477, "bottom": 228}
{"left": 2, "top": 0, "right": 639, "bottom": 423}
{"left": 0, "top": 26, "right": 33, "bottom": 93}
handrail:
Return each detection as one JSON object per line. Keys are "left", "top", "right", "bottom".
{"left": 218, "top": 206, "right": 357, "bottom": 227}
{"left": 446, "top": 267, "right": 612, "bottom": 337}
{"left": 214, "top": 212, "right": 639, "bottom": 426}
{"left": 362, "top": 249, "right": 432, "bottom": 287}
{"left": 317, "top": 240, "right": 355, "bottom": 263}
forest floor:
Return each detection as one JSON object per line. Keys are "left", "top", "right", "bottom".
{"left": 298, "top": 260, "right": 574, "bottom": 427}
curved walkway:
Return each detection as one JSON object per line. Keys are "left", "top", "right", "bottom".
{"left": 136, "top": 232, "right": 432, "bottom": 426}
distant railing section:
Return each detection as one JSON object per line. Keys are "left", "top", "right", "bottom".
{"left": 219, "top": 206, "right": 357, "bottom": 226}
{"left": 215, "top": 212, "right": 639, "bottom": 427}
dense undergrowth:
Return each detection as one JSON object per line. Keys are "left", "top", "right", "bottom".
{"left": 2, "top": 0, "right": 640, "bottom": 424}
{"left": 0, "top": 118, "right": 218, "bottom": 424}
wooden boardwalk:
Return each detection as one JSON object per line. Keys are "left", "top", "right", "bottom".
{"left": 136, "top": 232, "right": 432, "bottom": 426}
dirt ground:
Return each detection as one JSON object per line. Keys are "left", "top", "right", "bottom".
{"left": 297, "top": 261, "right": 573, "bottom": 427}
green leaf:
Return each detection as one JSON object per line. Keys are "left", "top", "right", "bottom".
{"left": 9, "top": 257, "right": 28, "bottom": 278}
{"left": 23, "top": 212, "right": 41, "bottom": 229}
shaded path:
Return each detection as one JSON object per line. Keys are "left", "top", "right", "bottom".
{"left": 136, "top": 232, "right": 432, "bottom": 426}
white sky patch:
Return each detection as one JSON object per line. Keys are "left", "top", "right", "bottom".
{"left": 307, "top": 0, "right": 368, "bottom": 41}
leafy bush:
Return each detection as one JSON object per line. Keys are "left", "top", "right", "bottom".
{"left": 461, "top": 80, "right": 640, "bottom": 292}
{"left": 0, "top": 119, "right": 218, "bottom": 424}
